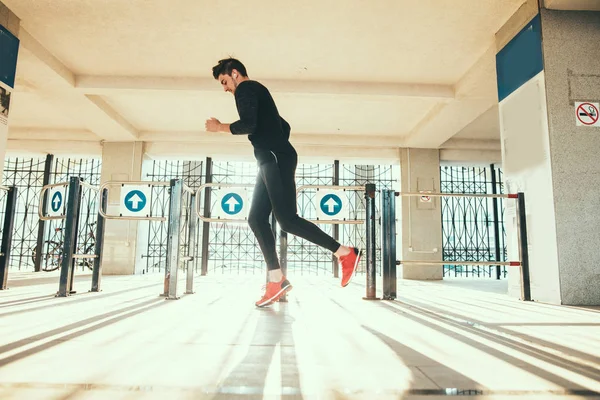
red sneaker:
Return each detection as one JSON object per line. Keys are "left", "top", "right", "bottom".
{"left": 339, "top": 247, "right": 362, "bottom": 287}
{"left": 255, "top": 277, "right": 293, "bottom": 307}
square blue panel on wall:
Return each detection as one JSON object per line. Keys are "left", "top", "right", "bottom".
{"left": 0, "top": 24, "right": 20, "bottom": 89}
{"left": 496, "top": 14, "right": 544, "bottom": 102}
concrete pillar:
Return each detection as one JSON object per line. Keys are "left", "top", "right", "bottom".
{"left": 496, "top": 6, "right": 600, "bottom": 305}
{"left": 100, "top": 142, "right": 144, "bottom": 275}
{"left": 0, "top": 1, "right": 20, "bottom": 179}
{"left": 399, "top": 148, "right": 443, "bottom": 280}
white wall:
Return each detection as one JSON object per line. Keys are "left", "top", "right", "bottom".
{"left": 499, "top": 71, "right": 561, "bottom": 303}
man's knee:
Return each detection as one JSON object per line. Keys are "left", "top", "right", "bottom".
{"left": 248, "top": 212, "right": 267, "bottom": 231}
{"left": 276, "top": 214, "right": 298, "bottom": 234}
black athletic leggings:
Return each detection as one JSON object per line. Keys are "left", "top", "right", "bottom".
{"left": 248, "top": 149, "right": 341, "bottom": 271}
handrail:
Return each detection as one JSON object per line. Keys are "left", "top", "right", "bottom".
{"left": 98, "top": 181, "right": 171, "bottom": 221}
{"left": 295, "top": 184, "right": 366, "bottom": 225}
{"left": 38, "top": 181, "right": 70, "bottom": 221}
{"left": 195, "top": 183, "right": 254, "bottom": 223}
{"left": 183, "top": 184, "right": 195, "bottom": 195}
{"left": 80, "top": 181, "right": 100, "bottom": 191}
{"left": 296, "top": 184, "right": 366, "bottom": 193}
{"left": 396, "top": 191, "right": 518, "bottom": 199}
{"left": 194, "top": 183, "right": 369, "bottom": 225}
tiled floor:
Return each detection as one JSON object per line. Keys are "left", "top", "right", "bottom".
{"left": 0, "top": 271, "right": 599, "bottom": 399}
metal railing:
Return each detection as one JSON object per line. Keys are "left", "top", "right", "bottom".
{"left": 98, "top": 179, "right": 197, "bottom": 299}
{"left": 0, "top": 186, "right": 17, "bottom": 290}
{"left": 193, "top": 181, "right": 377, "bottom": 302}
{"left": 38, "top": 181, "right": 70, "bottom": 221}
{"left": 194, "top": 183, "right": 255, "bottom": 224}
{"left": 296, "top": 185, "right": 366, "bottom": 225}
{"left": 380, "top": 190, "right": 531, "bottom": 301}
{"left": 98, "top": 181, "right": 170, "bottom": 221}
{"left": 35, "top": 178, "right": 105, "bottom": 296}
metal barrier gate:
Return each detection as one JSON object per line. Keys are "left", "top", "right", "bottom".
{"left": 379, "top": 190, "right": 531, "bottom": 301}
{"left": 38, "top": 177, "right": 104, "bottom": 297}
{"left": 99, "top": 179, "right": 197, "bottom": 300}
{"left": 195, "top": 182, "right": 379, "bottom": 301}
{"left": 0, "top": 185, "right": 18, "bottom": 290}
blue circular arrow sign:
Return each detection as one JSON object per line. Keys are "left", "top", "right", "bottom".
{"left": 51, "top": 191, "right": 63, "bottom": 212}
{"left": 124, "top": 190, "right": 147, "bottom": 212}
{"left": 320, "top": 194, "right": 342, "bottom": 216}
{"left": 221, "top": 193, "right": 243, "bottom": 215}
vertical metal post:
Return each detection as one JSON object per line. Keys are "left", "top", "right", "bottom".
{"left": 381, "top": 190, "right": 389, "bottom": 292}
{"left": 91, "top": 188, "right": 107, "bottom": 292}
{"left": 516, "top": 192, "right": 531, "bottom": 301}
{"left": 201, "top": 157, "right": 212, "bottom": 276}
{"left": 186, "top": 194, "right": 197, "bottom": 294}
{"left": 382, "top": 190, "right": 397, "bottom": 300}
{"left": 268, "top": 213, "right": 277, "bottom": 283}
{"left": 332, "top": 160, "right": 340, "bottom": 278}
{"left": 389, "top": 192, "right": 397, "bottom": 298}
{"left": 363, "top": 183, "right": 379, "bottom": 300}
{"left": 0, "top": 187, "right": 18, "bottom": 290}
{"left": 57, "top": 177, "right": 81, "bottom": 297}
{"left": 490, "top": 165, "right": 502, "bottom": 280}
{"left": 165, "top": 179, "right": 183, "bottom": 300}
{"left": 35, "top": 154, "right": 54, "bottom": 272}
{"left": 279, "top": 229, "right": 288, "bottom": 302}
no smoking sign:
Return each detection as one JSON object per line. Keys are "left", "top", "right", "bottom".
{"left": 575, "top": 102, "right": 600, "bottom": 127}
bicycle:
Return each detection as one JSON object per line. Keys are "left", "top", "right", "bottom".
{"left": 32, "top": 221, "right": 97, "bottom": 272}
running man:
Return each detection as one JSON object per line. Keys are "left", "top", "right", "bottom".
{"left": 205, "top": 58, "right": 361, "bottom": 307}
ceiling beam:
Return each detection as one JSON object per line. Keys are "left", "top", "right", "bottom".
{"left": 403, "top": 46, "right": 499, "bottom": 148}
{"left": 75, "top": 75, "right": 455, "bottom": 99}
{"left": 18, "top": 30, "right": 75, "bottom": 87}
{"left": 8, "top": 127, "right": 98, "bottom": 141}
{"left": 496, "top": 0, "right": 539, "bottom": 52}
{"left": 144, "top": 141, "right": 401, "bottom": 165}
{"left": 18, "top": 29, "right": 139, "bottom": 141}
{"left": 439, "top": 138, "right": 501, "bottom": 151}
{"left": 139, "top": 131, "right": 405, "bottom": 148}
{"left": 7, "top": 139, "right": 102, "bottom": 157}
{"left": 7, "top": 127, "right": 407, "bottom": 148}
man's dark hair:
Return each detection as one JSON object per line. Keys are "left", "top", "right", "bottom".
{"left": 212, "top": 58, "right": 248, "bottom": 80}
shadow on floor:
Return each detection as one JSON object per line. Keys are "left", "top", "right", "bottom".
{"left": 0, "top": 282, "right": 162, "bottom": 318}
{"left": 211, "top": 303, "right": 304, "bottom": 400}
{"left": 0, "top": 297, "right": 168, "bottom": 367}
{"left": 376, "top": 300, "right": 600, "bottom": 390}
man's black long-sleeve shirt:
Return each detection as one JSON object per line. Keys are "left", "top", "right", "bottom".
{"left": 230, "top": 80, "right": 295, "bottom": 158}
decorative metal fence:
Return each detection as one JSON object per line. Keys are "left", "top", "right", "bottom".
{"left": 1, "top": 157, "right": 47, "bottom": 271}
{"left": 440, "top": 165, "right": 507, "bottom": 278}
{"left": 207, "top": 160, "right": 262, "bottom": 275}
{"left": 140, "top": 158, "right": 400, "bottom": 276}
{"left": 1, "top": 155, "right": 102, "bottom": 271}
{"left": 138, "top": 160, "right": 204, "bottom": 273}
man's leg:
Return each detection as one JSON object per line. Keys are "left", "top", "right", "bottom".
{"left": 260, "top": 155, "right": 340, "bottom": 251}
{"left": 248, "top": 173, "right": 280, "bottom": 271}
{"left": 249, "top": 172, "right": 292, "bottom": 307}
{"left": 260, "top": 154, "right": 362, "bottom": 287}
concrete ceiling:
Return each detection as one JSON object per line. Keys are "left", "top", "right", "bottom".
{"left": 4, "top": 0, "right": 527, "bottom": 157}
{"left": 452, "top": 105, "right": 501, "bottom": 141}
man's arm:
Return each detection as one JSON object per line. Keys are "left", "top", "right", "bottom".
{"left": 205, "top": 84, "right": 258, "bottom": 134}
{"left": 229, "top": 84, "right": 258, "bottom": 135}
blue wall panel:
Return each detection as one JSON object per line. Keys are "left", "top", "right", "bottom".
{"left": 0, "top": 24, "right": 19, "bottom": 89}
{"left": 496, "top": 14, "right": 544, "bottom": 102}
